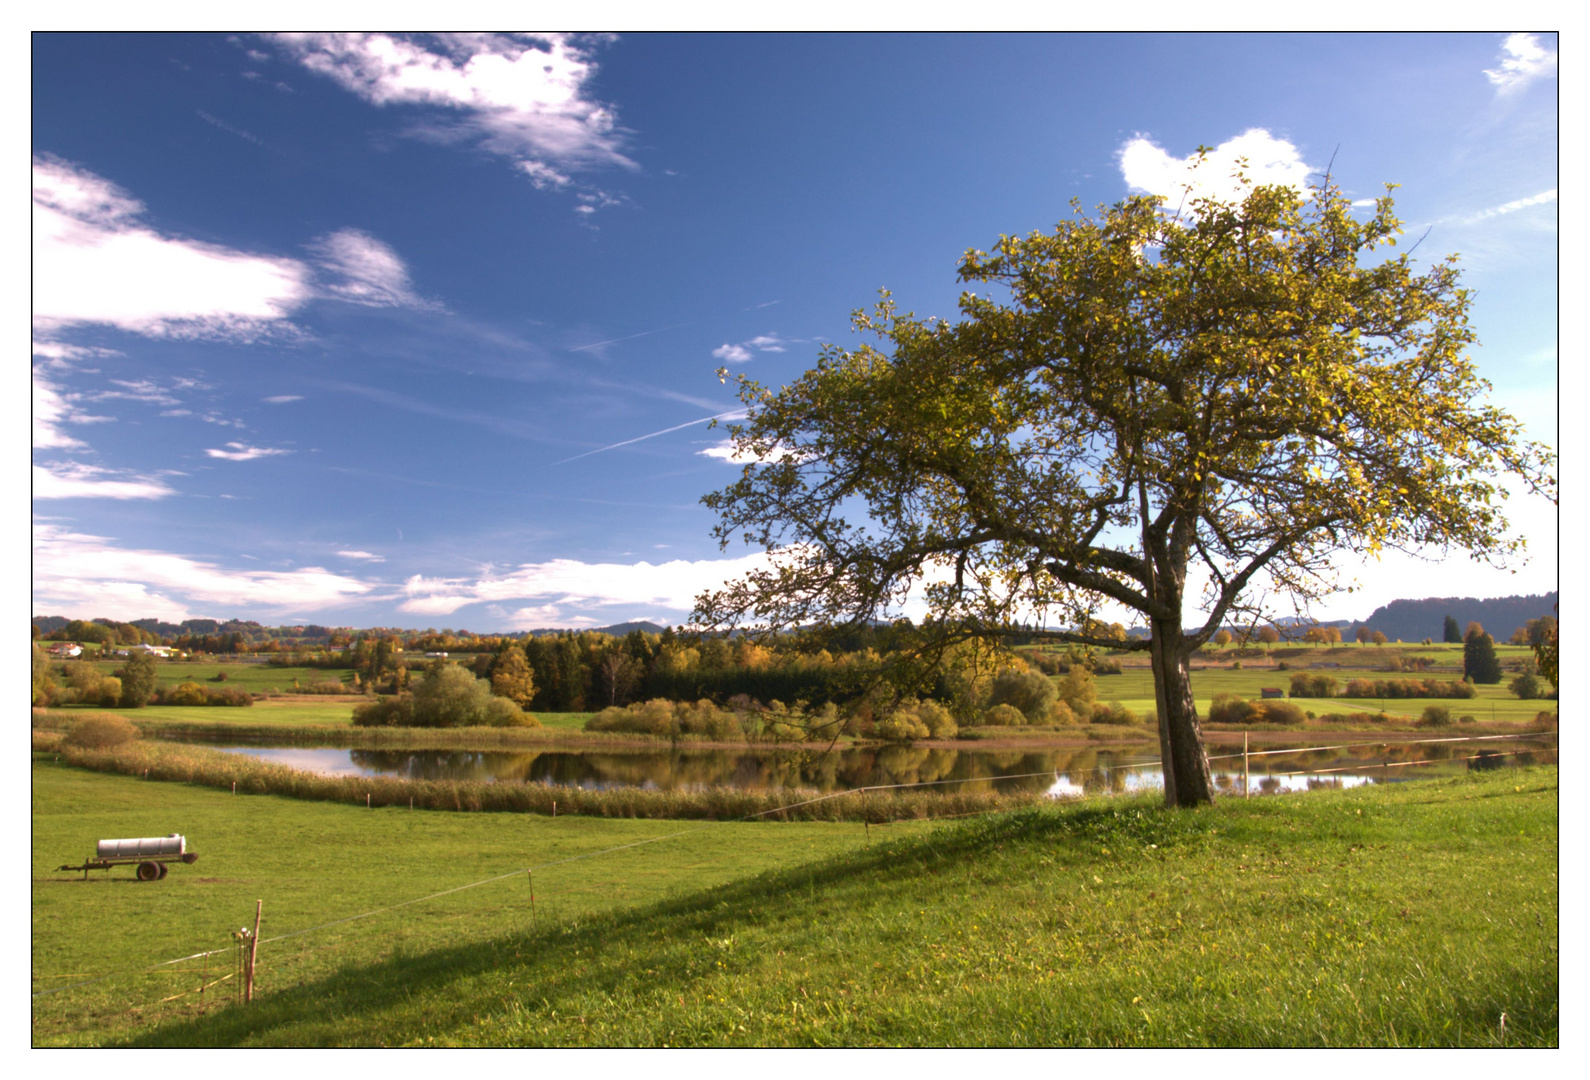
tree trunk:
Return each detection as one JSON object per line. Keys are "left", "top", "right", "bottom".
{"left": 1149, "top": 617, "right": 1216, "bottom": 807}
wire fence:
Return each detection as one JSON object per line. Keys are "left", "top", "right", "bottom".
{"left": 33, "top": 729, "right": 1557, "bottom": 1026}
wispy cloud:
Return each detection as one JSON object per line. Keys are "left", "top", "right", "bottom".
{"left": 396, "top": 550, "right": 780, "bottom": 620}
{"left": 271, "top": 34, "right": 636, "bottom": 194}
{"left": 33, "top": 154, "right": 311, "bottom": 341}
{"left": 1484, "top": 33, "right": 1557, "bottom": 95}
{"left": 33, "top": 463, "right": 177, "bottom": 500}
{"left": 308, "top": 228, "right": 441, "bottom": 310}
{"left": 1119, "top": 128, "right": 1312, "bottom": 211}
{"left": 205, "top": 442, "right": 292, "bottom": 461}
{"left": 337, "top": 549, "right": 386, "bottom": 562}
{"left": 263, "top": 394, "right": 303, "bottom": 404}
{"left": 1460, "top": 188, "right": 1557, "bottom": 225}
{"left": 712, "top": 333, "right": 795, "bottom": 364}
{"left": 33, "top": 522, "right": 376, "bottom": 621}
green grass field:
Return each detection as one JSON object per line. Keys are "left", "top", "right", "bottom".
{"left": 1067, "top": 642, "right": 1552, "bottom": 724}
{"left": 34, "top": 756, "right": 1556, "bottom": 1047}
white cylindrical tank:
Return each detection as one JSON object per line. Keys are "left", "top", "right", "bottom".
{"left": 97, "top": 834, "right": 186, "bottom": 860}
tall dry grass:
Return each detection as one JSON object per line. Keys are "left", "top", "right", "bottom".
{"left": 48, "top": 739, "right": 1039, "bottom": 822}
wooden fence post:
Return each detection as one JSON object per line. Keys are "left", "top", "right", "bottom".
{"left": 1243, "top": 731, "right": 1250, "bottom": 799}
{"left": 245, "top": 900, "right": 261, "bottom": 1003}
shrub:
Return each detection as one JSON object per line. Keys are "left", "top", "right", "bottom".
{"left": 1258, "top": 700, "right": 1307, "bottom": 725}
{"left": 1207, "top": 694, "right": 1258, "bottom": 725}
{"left": 1092, "top": 658, "right": 1123, "bottom": 675}
{"left": 1056, "top": 665, "right": 1097, "bottom": 714}
{"left": 1288, "top": 673, "right": 1339, "bottom": 698}
{"left": 352, "top": 695, "right": 416, "bottom": 727}
{"left": 1047, "top": 699, "right": 1077, "bottom": 726}
{"left": 483, "top": 696, "right": 538, "bottom": 727}
{"left": 1419, "top": 704, "right": 1453, "bottom": 727}
{"left": 914, "top": 700, "right": 959, "bottom": 739}
{"left": 1509, "top": 672, "right": 1544, "bottom": 700}
{"left": 63, "top": 713, "right": 139, "bottom": 749}
{"left": 164, "top": 680, "right": 210, "bottom": 706}
{"left": 407, "top": 664, "right": 502, "bottom": 727}
{"left": 980, "top": 702, "right": 1027, "bottom": 727}
{"left": 876, "top": 708, "right": 930, "bottom": 741}
{"left": 986, "top": 669, "right": 1056, "bottom": 723}
{"left": 96, "top": 676, "right": 122, "bottom": 708}
{"left": 1089, "top": 701, "right": 1136, "bottom": 726}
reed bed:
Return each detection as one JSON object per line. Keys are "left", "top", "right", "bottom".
{"left": 45, "top": 738, "right": 1040, "bottom": 822}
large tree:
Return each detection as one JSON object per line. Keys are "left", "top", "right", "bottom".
{"left": 693, "top": 169, "right": 1553, "bottom": 806}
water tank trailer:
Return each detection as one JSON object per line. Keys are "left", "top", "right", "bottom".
{"left": 58, "top": 834, "right": 198, "bottom": 881}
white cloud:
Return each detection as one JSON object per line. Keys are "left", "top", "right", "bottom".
{"left": 337, "top": 550, "right": 386, "bottom": 562}
{"left": 33, "top": 522, "right": 377, "bottom": 621}
{"left": 1461, "top": 188, "right": 1557, "bottom": 225}
{"left": 33, "top": 377, "right": 86, "bottom": 450}
{"left": 396, "top": 551, "right": 781, "bottom": 619}
{"left": 1119, "top": 129, "right": 1313, "bottom": 211}
{"left": 263, "top": 395, "right": 303, "bottom": 404}
{"left": 308, "top": 228, "right": 439, "bottom": 310}
{"left": 33, "top": 154, "right": 312, "bottom": 341}
{"left": 1484, "top": 33, "right": 1557, "bottom": 95}
{"left": 272, "top": 33, "right": 635, "bottom": 182}
{"left": 33, "top": 463, "right": 177, "bottom": 500}
{"left": 712, "top": 333, "right": 793, "bottom": 364}
{"left": 696, "top": 439, "right": 808, "bottom": 465}
{"left": 205, "top": 442, "right": 292, "bottom": 461}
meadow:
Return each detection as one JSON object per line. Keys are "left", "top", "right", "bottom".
{"left": 33, "top": 755, "right": 1557, "bottom": 1047}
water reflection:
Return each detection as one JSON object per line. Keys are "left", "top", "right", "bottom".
{"left": 203, "top": 738, "right": 1553, "bottom": 797}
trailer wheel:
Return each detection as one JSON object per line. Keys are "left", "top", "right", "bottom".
{"left": 157, "top": 863, "right": 169, "bottom": 879}
{"left": 136, "top": 861, "right": 161, "bottom": 882}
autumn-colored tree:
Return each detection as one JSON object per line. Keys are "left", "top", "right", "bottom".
{"left": 1213, "top": 630, "right": 1233, "bottom": 647}
{"left": 1371, "top": 630, "right": 1388, "bottom": 646}
{"left": 1257, "top": 626, "right": 1280, "bottom": 647}
{"left": 489, "top": 644, "right": 536, "bottom": 708}
{"left": 1355, "top": 625, "right": 1373, "bottom": 645}
{"left": 693, "top": 167, "right": 1554, "bottom": 807}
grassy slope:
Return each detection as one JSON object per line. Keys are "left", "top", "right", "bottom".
{"left": 32, "top": 758, "right": 928, "bottom": 1047}
{"left": 67, "top": 765, "right": 1557, "bottom": 1048}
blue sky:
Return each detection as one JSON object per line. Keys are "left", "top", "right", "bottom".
{"left": 31, "top": 32, "right": 1558, "bottom": 632}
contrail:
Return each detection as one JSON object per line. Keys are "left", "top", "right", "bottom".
{"left": 553, "top": 410, "right": 747, "bottom": 465}
{"left": 567, "top": 321, "right": 694, "bottom": 352}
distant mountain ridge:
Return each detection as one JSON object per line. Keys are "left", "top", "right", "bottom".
{"left": 1354, "top": 593, "right": 1557, "bottom": 643}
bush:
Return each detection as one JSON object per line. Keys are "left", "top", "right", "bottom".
{"left": 1258, "top": 700, "right": 1307, "bottom": 725}
{"left": 1056, "top": 666, "right": 1097, "bottom": 714}
{"left": 1092, "top": 658, "right": 1123, "bottom": 675}
{"left": 154, "top": 681, "right": 254, "bottom": 707}
{"left": 1509, "top": 673, "right": 1545, "bottom": 700}
{"left": 1047, "top": 699, "right": 1077, "bottom": 726}
{"left": 96, "top": 676, "right": 122, "bottom": 708}
{"left": 1419, "top": 704, "right": 1453, "bottom": 727}
{"left": 1342, "top": 677, "right": 1474, "bottom": 700}
{"left": 352, "top": 695, "right": 416, "bottom": 727}
{"left": 986, "top": 669, "right": 1056, "bottom": 723}
{"left": 913, "top": 700, "right": 959, "bottom": 739}
{"left": 163, "top": 680, "right": 210, "bottom": 706}
{"left": 1288, "top": 674, "right": 1339, "bottom": 698}
{"left": 1208, "top": 695, "right": 1305, "bottom": 725}
{"left": 876, "top": 709, "right": 930, "bottom": 741}
{"left": 980, "top": 702, "right": 1027, "bottom": 727}
{"left": 63, "top": 713, "right": 139, "bottom": 749}
{"left": 1089, "top": 701, "right": 1136, "bottom": 726}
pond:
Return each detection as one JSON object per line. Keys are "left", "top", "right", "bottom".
{"left": 196, "top": 737, "right": 1555, "bottom": 798}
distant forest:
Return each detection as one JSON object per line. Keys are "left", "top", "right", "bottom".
{"left": 1352, "top": 593, "right": 1558, "bottom": 644}
{"left": 32, "top": 596, "right": 1556, "bottom": 651}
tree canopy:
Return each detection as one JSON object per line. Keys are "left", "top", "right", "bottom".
{"left": 693, "top": 164, "right": 1554, "bottom": 806}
